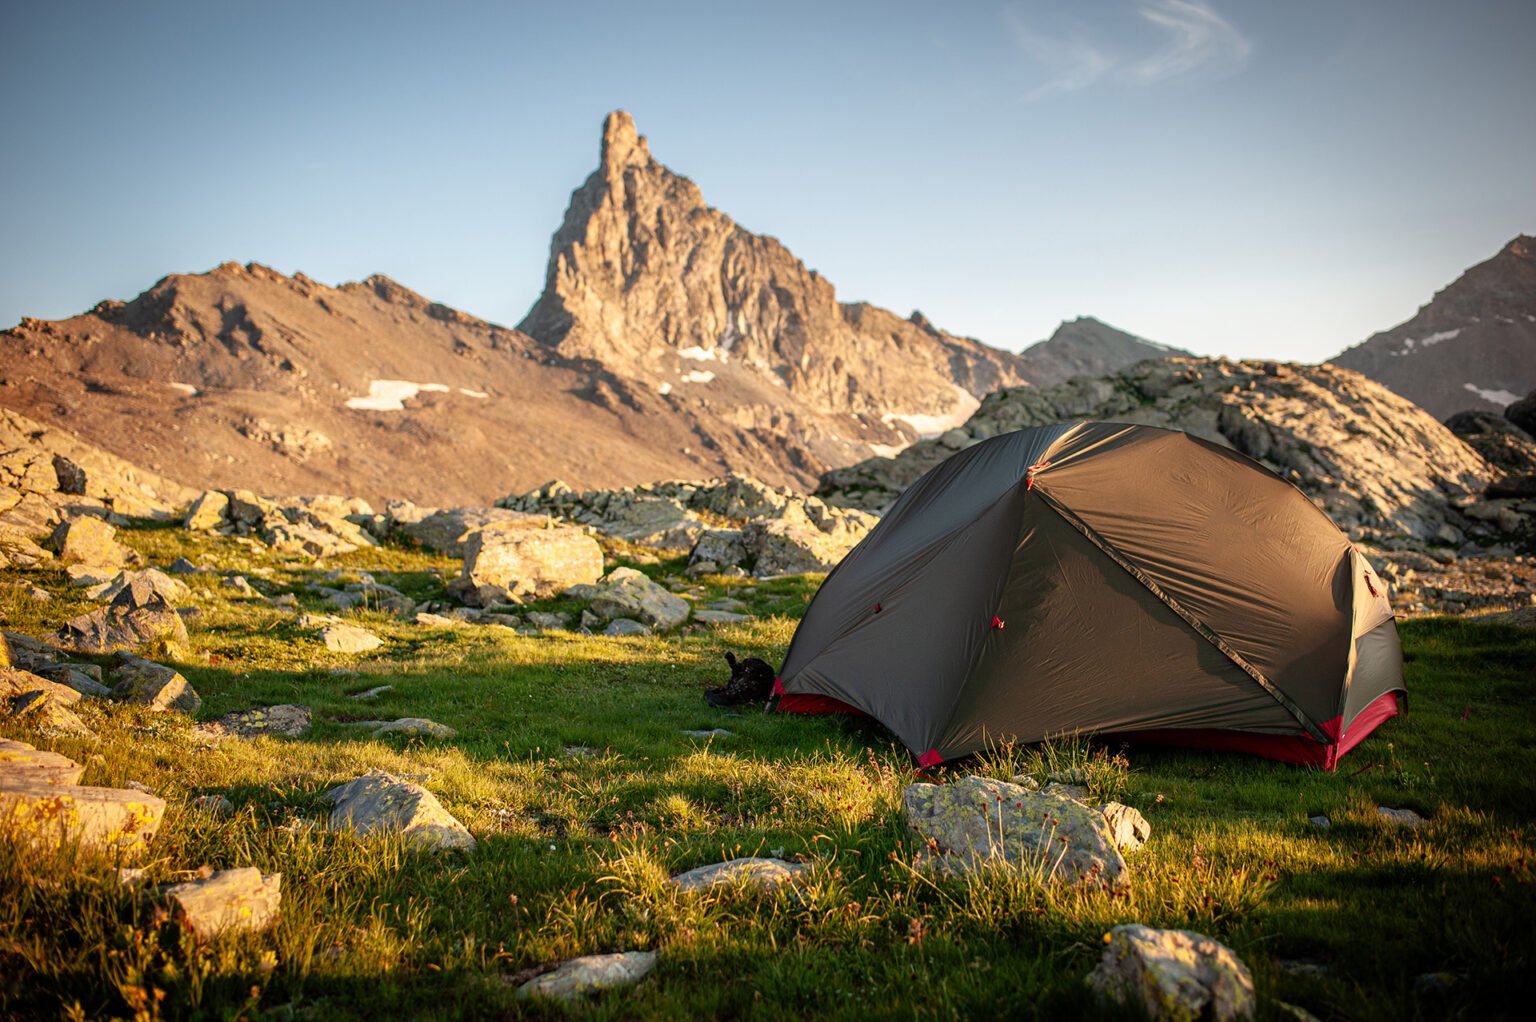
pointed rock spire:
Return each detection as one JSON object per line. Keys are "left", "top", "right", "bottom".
{"left": 600, "top": 110, "right": 649, "bottom": 172}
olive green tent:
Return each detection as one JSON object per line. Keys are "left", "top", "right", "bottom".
{"left": 774, "top": 422, "right": 1404, "bottom": 769}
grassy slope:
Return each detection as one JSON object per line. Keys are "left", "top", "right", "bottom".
{"left": 1, "top": 522, "right": 1533, "bottom": 1021}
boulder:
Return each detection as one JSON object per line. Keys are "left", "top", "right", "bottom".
{"left": 401, "top": 506, "right": 544, "bottom": 555}
{"left": 1377, "top": 806, "right": 1427, "bottom": 829}
{"left": 194, "top": 704, "right": 311, "bottom": 740}
{"left": 2, "top": 666, "right": 84, "bottom": 706}
{"left": 516, "top": 951, "right": 657, "bottom": 1002}
{"left": 692, "top": 609, "right": 753, "bottom": 626}
{"left": 1088, "top": 924, "right": 1256, "bottom": 1022}
{"left": 33, "top": 663, "right": 108, "bottom": 700}
{"left": 903, "top": 776, "right": 1127, "bottom": 887}
{"left": 322, "top": 771, "right": 475, "bottom": 851}
{"left": 51, "top": 455, "right": 87, "bottom": 495}
{"left": 0, "top": 737, "right": 85, "bottom": 786}
{"left": 450, "top": 521, "right": 604, "bottom": 606}
{"left": 8, "top": 692, "right": 95, "bottom": 738}
{"left": 689, "top": 528, "right": 748, "bottom": 569}
{"left": 0, "top": 780, "right": 165, "bottom": 859}
{"left": 744, "top": 513, "right": 858, "bottom": 576}
{"left": 161, "top": 868, "right": 281, "bottom": 940}
{"left": 183, "top": 490, "right": 230, "bottom": 531}
{"left": 110, "top": 653, "right": 201, "bottom": 713}
{"left": 48, "top": 516, "right": 136, "bottom": 569}
{"left": 1507, "top": 389, "right": 1536, "bottom": 437}
{"left": 319, "top": 623, "right": 383, "bottom": 654}
{"left": 370, "top": 717, "right": 456, "bottom": 740}
{"left": 56, "top": 577, "right": 190, "bottom": 655}
{"left": 587, "top": 567, "right": 690, "bottom": 630}
{"left": 87, "top": 568, "right": 190, "bottom": 606}
{"left": 590, "top": 496, "right": 701, "bottom": 549}
{"left": 0, "top": 525, "right": 53, "bottom": 568}
{"left": 603, "top": 619, "right": 650, "bottom": 637}
{"left": 670, "top": 857, "right": 805, "bottom": 893}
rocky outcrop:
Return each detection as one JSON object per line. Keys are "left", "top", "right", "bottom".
{"left": 1333, "top": 235, "right": 1536, "bottom": 418}
{"left": 818, "top": 358, "right": 1494, "bottom": 545}
{"left": 505, "top": 475, "right": 878, "bottom": 577}
{"left": 1019, "top": 317, "right": 1189, "bottom": 386}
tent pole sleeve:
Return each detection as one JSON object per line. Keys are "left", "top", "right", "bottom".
{"left": 1032, "top": 487, "right": 1332, "bottom": 744}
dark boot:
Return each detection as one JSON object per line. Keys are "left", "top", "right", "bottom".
{"left": 705, "top": 652, "right": 775, "bottom": 708}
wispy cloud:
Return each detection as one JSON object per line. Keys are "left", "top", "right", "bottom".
{"left": 1003, "top": 0, "right": 1251, "bottom": 102}
{"left": 1128, "top": 0, "right": 1252, "bottom": 83}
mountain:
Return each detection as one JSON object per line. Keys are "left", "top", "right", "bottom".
{"left": 0, "top": 112, "right": 1059, "bottom": 504}
{"left": 817, "top": 357, "right": 1494, "bottom": 546}
{"left": 1331, "top": 236, "right": 1536, "bottom": 418}
{"left": 1018, "top": 316, "right": 1188, "bottom": 386}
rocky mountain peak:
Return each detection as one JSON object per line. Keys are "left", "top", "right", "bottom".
{"left": 600, "top": 110, "right": 651, "bottom": 173}
{"left": 1019, "top": 316, "right": 1189, "bottom": 387}
{"left": 1332, "top": 235, "right": 1536, "bottom": 418}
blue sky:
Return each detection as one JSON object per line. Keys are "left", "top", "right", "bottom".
{"left": 2, "top": 0, "right": 1532, "bottom": 362}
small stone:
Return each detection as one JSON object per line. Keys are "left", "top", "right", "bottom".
{"left": 194, "top": 704, "right": 311, "bottom": 740}
{"left": 588, "top": 567, "right": 691, "bottom": 630}
{"left": 372, "top": 717, "right": 456, "bottom": 740}
{"left": 165, "top": 557, "right": 206, "bottom": 575}
{"left": 1088, "top": 924, "right": 1256, "bottom": 1022}
{"left": 1041, "top": 781, "right": 1090, "bottom": 804}
{"left": 603, "top": 618, "right": 650, "bottom": 637}
{"left": 268, "top": 592, "right": 299, "bottom": 608}
{"left": 322, "top": 770, "right": 475, "bottom": 851}
{"left": 35, "top": 662, "right": 112, "bottom": 699}
{"left": 692, "top": 609, "right": 753, "bottom": 625}
{"left": 414, "top": 612, "right": 463, "bottom": 628}
{"left": 161, "top": 867, "right": 280, "bottom": 940}
{"left": 349, "top": 685, "right": 393, "bottom": 701}
{"left": 516, "top": 951, "right": 657, "bottom": 1001}
{"left": 221, "top": 575, "right": 260, "bottom": 598}
{"left": 319, "top": 623, "right": 383, "bottom": 653}
{"left": 1007, "top": 774, "right": 1041, "bottom": 790}
{"left": 25, "top": 586, "right": 51, "bottom": 602}
{"left": 681, "top": 728, "right": 734, "bottom": 739}
{"left": 110, "top": 653, "right": 200, "bottom": 713}
{"left": 525, "top": 611, "right": 571, "bottom": 631}
{"left": 191, "top": 794, "right": 233, "bottom": 814}
{"left": 1097, "top": 802, "right": 1151, "bottom": 852}
{"left": 670, "top": 857, "right": 805, "bottom": 893}
{"left": 1376, "top": 806, "right": 1427, "bottom": 829}
{"left": 183, "top": 490, "right": 231, "bottom": 531}
{"left": 563, "top": 745, "right": 596, "bottom": 758}
{"left": 1307, "top": 815, "right": 1331, "bottom": 830}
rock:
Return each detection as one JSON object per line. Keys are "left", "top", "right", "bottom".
{"left": 1042, "top": 781, "right": 1091, "bottom": 804}
{"left": 902, "top": 776, "right": 1127, "bottom": 886}
{"left": 681, "top": 728, "right": 734, "bottom": 739}
{"left": 525, "top": 611, "right": 571, "bottom": 631}
{"left": 322, "top": 771, "right": 476, "bottom": 851}
{"left": 1088, "top": 924, "right": 1256, "bottom": 1022}
{"left": 221, "top": 575, "right": 260, "bottom": 598}
{"left": 516, "top": 951, "right": 657, "bottom": 1002}
{"left": 191, "top": 794, "right": 233, "bottom": 814}
{"left": 587, "top": 567, "right": 690, "bottom": 629}
{"left": 2, "top": 666, "right": 85, "bottom": 706}
{"left": 401, "top": 506, "right": 545, "bottom": 555}
{"left": 689, "top": 528, "right": 748, "bottom": 569}
{"left": 56, "top": 577, "right": 190, "bottom": 655}
{"left": 161, "top": 868, "right": 281, "bottom": 940}
{"left": 87, "top": 568, "right": 190, "bottom": 606}
{"left": 1376, "top": 806, "right": 1427, "bottom": 829}
{"left": 51, "top": 455, "right": 87, "bottom": 495}
{"left": 1007, "top": 774, "right": 1041, "bottom": 790}
{"left": 371, "top": 718, "right": 456, "bottom": 740}
{"left": 349, "top": 685, "right": 393, "bottom": 700}
{"left": 1506, "top": 389, "right": 1536, "bottom": 436}
{"left": 319, "top": 623, "right": 383, "bottom": 653}
{"left": 602, "top": 618, "right": 650, "bottom": 637}
{"left": 0, "top": 780, "right": 165, "bottom": 859}
{"left": 183, "top": 490, "right": 230, "bottom": 531}
{"left": 692, "top": 609, "right": 753, "bottom": 625}
{"left": 48, "top": 516, "right": 136, "bottom": 569}
{"left": 0, "top": 738, "right": 85, "bottom": 786}
{"left": 1097, "top": 802, "right": 1151, "bottom": 852}
{"left": 1307, "top": 815, "right": 1331, "bottom": 830}
{"left": 450, "top": 520, "right": 604, "bottom": 607}
{"left": 194, "top": 704, "right": 311, "bottom": 740}
{"left": 66, "top": 563, "right": 118, "bottom": 587}
{"left": 24, "top": 585, "right": 52, "bottom": 602}
{"left": 670, "top": 857, "right": 803, "bottom": 893}
{"left": 0, "top": 525, "right": 54, "bottom": 568}
{"left": 165, "top": 557, "right": 206, "bottom": 575}
{"left": 744, "top": 509, "right": 867, "bottom": 577}
{"left": 414, "top": 612, "right": 462, "bottom": 628}
{"left": 6, "top": 690, "right": 95, "bottom": 737}
{"left": 109, "top": 653, "right": 201, "bottom": 713}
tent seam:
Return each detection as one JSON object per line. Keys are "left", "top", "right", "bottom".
{"left": 1031, "top": 486, "right": 1332, "bottom": 744}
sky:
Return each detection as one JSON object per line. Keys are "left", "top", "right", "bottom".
{"left": 2, "top": 0, "right": 1533, "bottom": 363}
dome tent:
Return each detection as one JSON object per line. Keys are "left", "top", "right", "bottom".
{"left": 774, "top": 422, "right": 1404, "bottom": 769}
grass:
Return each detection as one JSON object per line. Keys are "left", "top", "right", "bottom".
{"left": 1, "top": 521, "right": 1533, "bottom": 1020}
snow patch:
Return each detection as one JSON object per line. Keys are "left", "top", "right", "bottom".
{"left": 1463, "top": 383, "right": 1522, "bottom": 406}
{"left": 867, "top": 443, "right": 905, "bottom": 459}
{"left": 677, "top": 345, "right": 719, "bottom": 362}
{"left": 681, "top": 370, "right": 716, "bottom": 384}
{"left": 881, "top": 385, "right": 981, "bottom": 438}
{"left": 167, "top": 382, "right": 199, "bottom": 397}
{"left": 345, "top": 380, "right": 451, "bottom": 411}
{"left": 458, "top": 388, "right": 488, "bottom": 399}
{"left": 658, "top": 382, "right": 673, "bottom": 396}
{"left": 1395, "top": 327, "right": 1461, "bottom": 356}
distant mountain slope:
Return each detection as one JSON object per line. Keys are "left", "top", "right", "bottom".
{"left": 818, "top": 357, "right": 1491, "bottom": 545}
{"left": 1332, "top": 236, "right": 1536, "bottom": 418}
{"left": 1019, "top": 316, "right": 1188, "bottom": 386}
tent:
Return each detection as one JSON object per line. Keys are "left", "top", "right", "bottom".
{"left": 774, "top": 422, "right": 1404, "bottom": 769}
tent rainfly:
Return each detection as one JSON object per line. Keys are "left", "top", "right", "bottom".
{"left": 774, "top": 422, "right": 1404, "bottom": 769}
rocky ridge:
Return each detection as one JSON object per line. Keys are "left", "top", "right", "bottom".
{"left": 1019, "top": 316, "right": 1190, "bottom": 387}
{"left": 1333, "top": 235, "right": 1536, "bottom": 418}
